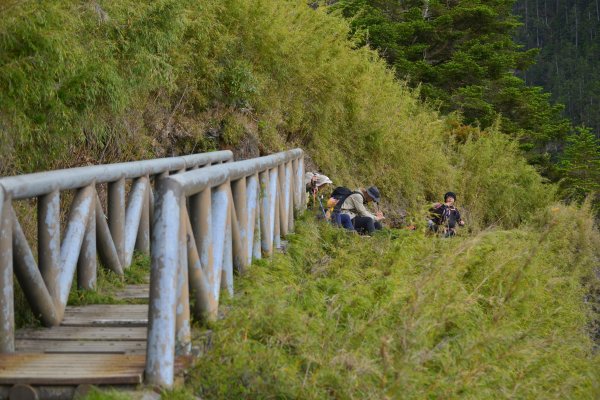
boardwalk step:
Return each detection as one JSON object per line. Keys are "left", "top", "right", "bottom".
{"left": 14, "top": 340, "right": 146, "bottom": 355}
{"left": 113, "top": 285, "right": 150, "bottom": 300}
{"left": 61, "top": 304, "right": 148, "bottom": 327}
{"left": 16, "top": 326, "right": 147, "bottom": 341}
{"left": 0, "top": 354, "right": 145, "bottom": 385}
{"left": 4, "top": 288, "right": 156, "bottom": 388}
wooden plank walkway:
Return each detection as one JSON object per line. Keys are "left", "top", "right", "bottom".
{"left": 0, "top": 285, "right": 152, "bottom": 386}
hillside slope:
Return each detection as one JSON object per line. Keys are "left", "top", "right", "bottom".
{"left": 1, "top": 0, "right": 550, "bottom": 227}
{"left": 1, "top": 2, "right": 598, "bottom": 398}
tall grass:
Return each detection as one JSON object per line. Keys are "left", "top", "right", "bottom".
{"left": 455, "top": 128, "right": 554, "bottom": 230}
{"left": 189, "top": 212, "right": 599, "bottom": 399}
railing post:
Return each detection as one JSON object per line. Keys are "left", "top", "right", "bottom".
{"left": 246, "top": 174, "right": 259, "bottom": 264}
{"left": 124, "top": 177, "right": 148, "bottom": 267}
{"left": 135, "top": 175, "right": 151, "bottom": 255}
{"left": 259, "top": 170, "right": 272, "bottom": 256}
{"left": 55, "top": 185, "right": 95, "bottom": 317}
{"left": 77, "top": 190, "right": 97, "bottom": 290}
{"left": 252, "top": 176, "right": 262, "bottom": 261}
{"left": 231, "top": 178, "right": 248, "bottom": 272}
{"left": 296, "top": 156, "right": 305, "bottom": 211}
{"left": 146, "top": 177, "right": 181, "bottom": 388}
{"left": 12, "top": 208, "right": 59, "bottom": 327}
{"left": 269, "top": 168, "right": 280, "bottom": 250}
{"left": 278, "top": 163, "right": 287, "bottom": 238}
{"left": 95, "top": 194, "right": 123, "bottom": 275}
{"left": 108, "top": 177, "right": 126, "bottom": 266}
{"left": 38, "top": 190, "right": 60, "bottom": 298}
{"left": 176, "top": 197, "right": 191, "bottom": 356}
{"left": 292, "top": 159, "right": 299, "bottom": 209}
{"left": 0, "top": 189, "right": 14, "bottom": 353}
{"left": 274, "top": 187, "right": 281, "bottom": 249}
{"left": 210, "top": 183, "right": 229, "bottom": 302}
{"left": 185, "top": 206, "right": 218, "bottom": 321}
{"left": 285, "top": 161, "right": 294, "bottom": 233}
{"left": 222, "top": 196, "right": 234, "bottom": 297}
{"left": 190, "top": 188, "right": 217, "bottom": 321}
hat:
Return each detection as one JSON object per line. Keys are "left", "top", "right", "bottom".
{"left": 315, "top": 174, "right": 333, "bottom": 187}
{"left": 304, "top": 172, "right": 333, "bottom": 188}
{"left": 444, "top": 192, "right": 456, "bottom": 201}
{"left": 366, "top": 186, "right": 381, "bottom": 203}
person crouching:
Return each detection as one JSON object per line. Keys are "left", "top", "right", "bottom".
{"left": 339, "top": 186, "right": 384, "bottom": 235}
{"left": 427, "top": 192, "right": 465, "bottom": 237}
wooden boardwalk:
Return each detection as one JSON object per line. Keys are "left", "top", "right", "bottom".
{"left": 0, "top": 285, "right": 152, "bottom": 388}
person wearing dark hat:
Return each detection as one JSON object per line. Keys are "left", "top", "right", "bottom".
{"left": 428, "top": 191, "right": 464, "bottom": 237}
{"left": 339, "top": 186, "right": 384, "bottom": 235}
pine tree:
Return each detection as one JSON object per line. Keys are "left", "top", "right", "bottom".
{"left": 332, "top": 0, "right": 571, "bottom": 170}
{"left": 514, "top": 0, "right": 600, "bottom": 138}
{"left": 557, "top": 127, "right": 600, "bottom": 211}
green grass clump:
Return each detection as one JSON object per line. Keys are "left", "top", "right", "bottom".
{"left": 79, "top": 388, "right": 133, "bottom": 400}
{"left": 67, "top": 252, "right": 150, "bottom": 307}
{"left": 188, "top": 210, "right": 599, "bottom": 399}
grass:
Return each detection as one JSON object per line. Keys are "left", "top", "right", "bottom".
{"left": 67, "top": 252, "right": 151, "bottom": 306}
{"left": 2, "top": 1, "right": 598, "bottom": 398}
{"left": 182, "top": 209, "right": 600, "bottom": 399}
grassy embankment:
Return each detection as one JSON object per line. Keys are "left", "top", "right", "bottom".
{"left": 1, "top": 1, "right": 598, "bottom": 398}
{"left": 190, "top": 204, "right": 600, "bottom": 399}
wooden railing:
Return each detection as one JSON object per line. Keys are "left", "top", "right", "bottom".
{"left": 0, "top": 148, "right": 305, "bottom": 388}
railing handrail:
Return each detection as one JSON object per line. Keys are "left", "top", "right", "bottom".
{"left": 0, "top": 148, "right": 306, "bottom": 389}
{"left": 0, "top": 151, "right": 233, "bottom": 200}
{"left": 0, "top": 150, "right": 234, "bottom": 354}
{"left": 168, "top": 149, "right": 303, "bottom": 196}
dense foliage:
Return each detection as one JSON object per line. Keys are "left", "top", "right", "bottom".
{"left": 329, "top": 0, "right": 600, "bottom": 210}
{"left": 330, "top": 0, "right": 571, "bottom": 166}
{"left": 557, "top": 128, "right": 600, "bottom": 212}
{"left": 513, "top": 0, "right": 600, "bottom": 211}
{"left": 0, "top": 0, "right": 553, "bottom": 224}
{"left": 2, "top": 2, "right": 598, "bottom": 398}
{"left": 515, "top": 0, "right": 600, "bottom": 137}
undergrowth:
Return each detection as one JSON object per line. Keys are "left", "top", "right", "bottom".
{"left": 185, "top": 209, "right": 599, "bottom": 399}
{"left": 2, "top": 1, "right": 597, "bottom": 397}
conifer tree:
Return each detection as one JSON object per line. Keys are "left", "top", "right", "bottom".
{"left": 557, "top": 127, "right": 600, "bottom": 211}
{"left": 514, "top": 0, "right": 600, "bottom": 138}
{"left": 332, "top": 0, "right": 570, "bottom": 169}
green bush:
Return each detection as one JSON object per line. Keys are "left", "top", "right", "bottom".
{"left": 454, "top": 128, "right": 555, "bottom": 229}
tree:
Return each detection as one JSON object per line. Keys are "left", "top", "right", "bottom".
{"left": 514, "top": 0, "right": 600, "bottom": 138}
{"left": 557, "top": 127, "right": 600, "bottom": 211}
{"left": 331, "top": 0, "right": 571, "bottom": 171}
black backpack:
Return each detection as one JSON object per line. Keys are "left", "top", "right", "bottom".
{"left": 330, "top": 187, "right": 362, "bottom": 213}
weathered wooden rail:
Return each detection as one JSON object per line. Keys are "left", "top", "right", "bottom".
{"left": 0, "top": 149, "right": 305, "bottom": 397}
{"left": 146, "top": 148, "right": 304, "bottom": 386}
